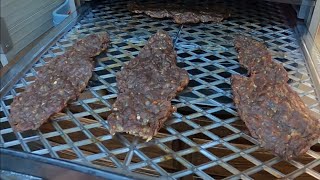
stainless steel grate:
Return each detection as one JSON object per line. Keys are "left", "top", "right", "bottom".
{"left": 1, "top": 0, "right": 319, "bottom": 179}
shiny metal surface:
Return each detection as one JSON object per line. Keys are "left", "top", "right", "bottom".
{"left": 0, "top": 148, "right": 143, "bottom": 180}
{"left": 0, "top": 0, "right": 319, "bottom": 179}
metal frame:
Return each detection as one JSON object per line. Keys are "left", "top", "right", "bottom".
{"left": 0, "top": 0, "right": 319, "bottom": 179}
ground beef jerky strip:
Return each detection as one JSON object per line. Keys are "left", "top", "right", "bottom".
{"left": 10, "top": 33, "right": 109, "bottom": 132}
{"left": 108, "top": 30, "right": 189, "bottom": 140}
{"left": 231, "top": 36, "right": 320, "bottom": 159}
{"left": 128, "top": 2, "right": 230, "bottom": 24}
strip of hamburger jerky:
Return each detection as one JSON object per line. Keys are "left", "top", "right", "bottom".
{"left": 108, "top": 30, "right": 189, "bottom": 140}
{"left": 231, "top": 35, "right": 320, "bottom": 159}
{"left": 9, "top": 33, "right": 110, "bottom": 132}
{"left": 128, "top": 2, "right": 230, "bottom": 24}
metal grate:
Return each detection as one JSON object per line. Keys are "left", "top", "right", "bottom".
{"left": 1, "top": 0, "right": 319, "bottom": 179}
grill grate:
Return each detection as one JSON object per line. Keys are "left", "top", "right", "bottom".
{"left": 1, "top": 0, "right": 319, "bottom": 179}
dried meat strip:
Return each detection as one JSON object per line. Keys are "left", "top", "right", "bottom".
{"left": 10, "top": 33, "right": 110, "bottom": 132}
{"left": 231, "top": 36, "right": 320, "bottom": 159}
{"left": 108, "top": 30, "right": 189, "bottom": 140}
{"left": 128, "top": 2, "right": 230, "bottom": 24}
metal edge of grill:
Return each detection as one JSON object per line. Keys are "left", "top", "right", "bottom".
{"left": 0, "top": 0, "right": 319, "bottom": 179}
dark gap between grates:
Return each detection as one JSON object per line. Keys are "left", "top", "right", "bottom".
{"left": 220, "top": 52, "right": 234, "bottom": 57}
{"left": 210, "top": 110, "right": 235, "bottom": 120}
{"left": 191, "top": 116, "right": 213, "bottom": 127}
{"left": 27, "top": 140, "right": 46, "bottom": 152}
{"left": 207, "top": 144, "right": 235, "bottom": 158}
{"left": 101, "top": 137, "right": 125, "bottom": 151}
{"left": 209, "top": 126, "right": 235, "bottom": 138}
{"left": 177, "top": 106, "right": 197, "bottom": 116}
{"left": 213, "top": 96, "right": 233, "bottom": 104}
{"left": 250, "top": 170, "right": 278, "bottom": 179}
{"left": 227, "top": 156, "right": 256, "bottom": 171}
{"left": 215, "top": 82, "right": 231, "bottom": 90}
{"left": 88, "top": 127, "right": 110, "bottom": 137}
{"left": 177, "top": 62, "right": 189, "bottom": 68}
{"left": 197, "top": 88, "right": 219, "bottom": 96}
{"left": 313, "top": 165, "right": 320, "bottom": 175}
{"left": 164, "top": 138, "right": 191, "bottom": 151}
{"left": 188, "top": 80, "right": 202, "bottom": 87}
{"left": 157, "top": 156, "right": 188, "bottom": 173}
{"left": 112, "top": 151, "right": 128, "bottom": 164}
{"left": 127, "top": 152, "right": 144, "bottom": 164}
{"left": 0, "top": 120, "right": 11, "bottom": 129}
{"left": 217, "top": 72, "right": 232, "bottom": 78}
{"left": 79, "top": 143, "right": 102, "bottom": 154}
{"left": 67, "top": 131, "right": 89, "bottom": 142}
{"left": 20, "top": 130, "right": 38, "bottom": 139}
{"left": 3, "top": 98, "right": 13, "bottom": 106}
{"left": 56, "top": 120, "right": 78, "bottom": 130}
{"left": 111, "top": 66, "right": 122, "bottom": 72}
{"left": 203, "top": 65, "right": 219, "bottom": 71}
{"left": 104, "top": 77, "right": 116, "bottom": 84}
{"left": 219, "top": 61, "right": 234, "bottom": 67}
{"left": 233, "top": 67, "right": 248, "bottom": 75}
{"left": 292, "top": 153, "right": 318, "bottom": 165}
{"left": 188, "top": 132, "right": 214, "bottom": 145}
{"left": 228, "top": 136, "right": 255, "bottom": 149}
{"left": 296, "top": 173, "right": 318, "bottom": 180}
{"left": 2, "top": 132, "right": 18, "bottom": 143}
{"left": 46, "top": 135, "right": 67, "bottom": 145}
{"left": 271, "top": 161, "right": 298, "bottom": 175}
{"left": 171, "top": 121, "right": 194, "bottom": 132}
{"left": 187, "top": 69, "right": 203, "bottom": 76}
{"left": 94, "top": 69, "right": 111, "bottom": 76}
{"left": 179, "top": 91, "right": 199, "bottom": 98}
{"left": 87, "top": 101, "right": 107, "bottom": 110}
{"left": 100, "top": 59, "right": 117, "bottom": 65}
{"left": 310, "top": 144, "right": 320, "bottom": 152}
{"left": 204, "top": 165, "right": 234, "bottom": 179}
{"left": 88, "top": 78, "right": 104, "bottom": 87}
{"left": 249, "top": 147, "right": 277, "bottom": 162}
{"left": 81, "top": 115, "right": 99, "bottom": 122}
{"left": 56, "top": 149, "right": 78, "bottom": 160}
{"left": 190, "top": 58, "right": 206, "bottom": 63}
{"left": 6, "top": 144, "right": 24, "bottom": 151}
{"left": 182, "top": 151, "right": 211, "bottom": 166}
{"left": 206, "top": 55, "right": 220, "bottom": 61}
{"left": 200, "top": 76, "right": 218, "bottom": 83}
{"left": 139, "top": 145, "right": 167, "bottom": 159}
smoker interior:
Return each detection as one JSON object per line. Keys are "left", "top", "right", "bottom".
{"left": 1, "top": 0, "right": 319, "bottom": 179}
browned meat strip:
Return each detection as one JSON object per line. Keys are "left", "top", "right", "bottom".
{"left": 9, "top": 33, "right": 110, "bottom": 132}
{"left": 231, "top": 36, "right": 320, "bottom": 160}
{"left": 235, "top": 36, "right": 289, "bottom": 86}
{"left": 128, "top": 2, "right": 230, "bottom": 24}
{"left": 108, "top": 30, "right": 189, "bottom": 140}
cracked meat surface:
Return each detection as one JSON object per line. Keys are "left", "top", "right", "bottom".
{"left": 128, "top": 2, "right": 230, "bottom": 24}
{"left": 231, "top": 35, "right": 320, "bottom": 160}
{"left": 108, "top": 30, "right": 189, "bottom": 140}
{"left": 9, "top": 33, "right": 110, "bottom": 132}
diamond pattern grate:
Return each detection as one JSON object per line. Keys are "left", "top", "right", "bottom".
{"left": 1, "top": 0, "right": 319, "bottom": 179}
